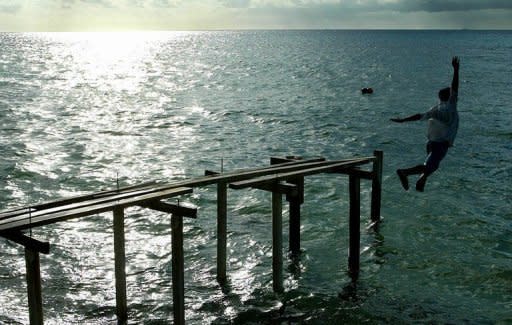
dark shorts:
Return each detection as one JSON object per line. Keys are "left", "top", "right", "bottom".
{"left": 424, "top": 141, "right": 449, "bottom": 174}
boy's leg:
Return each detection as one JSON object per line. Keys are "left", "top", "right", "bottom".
{"left": 417, "top": 142, "right": 449, "bottom": 192}
{"left": 397, "top": 165, "right": 426, "bottom": 191}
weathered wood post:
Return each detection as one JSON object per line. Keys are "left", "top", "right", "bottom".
{"left": 142, "top": 198, "right": 195, "bottom": 325}
{"left": 171, "top": 214, "right": 185, "bottom": 325}
{"left": 217, "top": 181, "right": 228, "bottom": 285}
{"left": 269, "top": 157, "right": 305, "bottom": 256}
{"left": 287, "top": 177, "right": 304, "bottom": 256}
{"left": 25, "top": 248, "right": 43, "bottom": 325}
{"left": 113, "top": 206, "right": 127, "bottom": 323}
{"left": 348, "top": 175, "right": 361, "bottom": 280}
{"left": 371, "top": 150, "right": 383, "bottom": 223}
{"left": 272, "top": 183, "right": 284, "bottom": 293}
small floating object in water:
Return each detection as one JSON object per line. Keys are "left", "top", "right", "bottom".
{"left": 361, "top": 87, "right": 373, "bottom": 94}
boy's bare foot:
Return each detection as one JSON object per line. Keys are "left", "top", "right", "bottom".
{"left": 416, "top": 174, "right": 427, "bottom": 192}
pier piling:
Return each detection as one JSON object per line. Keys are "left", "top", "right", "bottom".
{"left": 371, "top": 150, "right": 383, "bottom": 222}
{"left": 272, "top": 183, "right": 284, "bottom": 293}
{"left": 25, "top": 248, "right": 43, "bottom": 325}
{"left": 287, "top": 176, "right": 304, "bottom": 256}
{"left": 348, "top": 175, "right": 361, "bottom": 280}
{"left": 113, "top": 206, "right": 127, "bottom": 323}
{"left": 171, "top": 214, "right": 185, "bottom": 325}
{"left": 216, "top": 181, "right": 228, "bottom": 285}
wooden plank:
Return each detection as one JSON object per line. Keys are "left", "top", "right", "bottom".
{"left": 1, "top": 232, "right": 50, "bottom": 254}
{"left": 0, "top": 157, "right": 370, "bottom": 224}
{"left": 205, "top": 157, "right": 325, "bottom": 177}
{"left": 0, "top": 186, "right": 191, "bottom": 231}
{"left": 0, "top": 187, "right": 193, "bottom": 232}
{"left": 330, "top": 167, "right": 374, "bottom": 180}
{"left": 269, "top": 156, "right": 323, "bottom": 165}
{"left": 194, "top": 157, "right": 372, "bottom": 189}
{"left": 0, "top": 181, "right": 158, "bottom": 220}
{"left": 140, "top": 201, "right": 197, "bottom": 218}
{"left": 250, "top": 182, "right": 297, "bottom": 196}
{"left": 0, "top": 207, "right": 35, "bottom": 220}
{"left": 230, "top": 158, "right": 372, "bottom": 190}
{"left": 0, "top": 187, "right": 161, "bottom": 228}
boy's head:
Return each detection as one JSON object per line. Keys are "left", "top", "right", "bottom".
{"left": 438, "top": 87, "right": 451, "bottom": 102}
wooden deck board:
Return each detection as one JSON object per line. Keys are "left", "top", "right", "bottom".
{"left": 0, "top": 156, "right": 374, "bottom": 234}
{"left": 0, "top": 187, "right": 192, "bottom": 233}
{"left": 230, "top": 158, "right": 372, "bottom": 189}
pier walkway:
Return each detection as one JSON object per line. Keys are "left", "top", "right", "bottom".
{"left": 0, "top": 151, "right": 383, "bottom": 324}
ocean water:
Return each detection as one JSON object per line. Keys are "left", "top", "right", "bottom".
{"left": 0, "top": 30, "right": 511, "bottom": 324}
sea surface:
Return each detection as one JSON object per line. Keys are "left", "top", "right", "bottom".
{"left": 0, "top": 30, "right": 511, "bottom": 324}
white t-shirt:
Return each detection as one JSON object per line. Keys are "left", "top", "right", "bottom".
{"left": 421, "top": 91, "right": 459, "bottom": 146}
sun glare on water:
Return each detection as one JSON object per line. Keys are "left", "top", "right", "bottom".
{"left": 44, "top": 32, "right": 159, "bottom": 91}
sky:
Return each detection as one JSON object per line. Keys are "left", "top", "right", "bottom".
{"left": 1, "top": 0, "right": 511, "bottom": 31}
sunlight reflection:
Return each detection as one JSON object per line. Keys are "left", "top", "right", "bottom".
{"left": 45, "top": 32, "right": 185, "bottom": 92}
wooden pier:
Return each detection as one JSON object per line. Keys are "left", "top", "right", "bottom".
{"left": 0, "top": 151, "right": 383, "bottom": 324}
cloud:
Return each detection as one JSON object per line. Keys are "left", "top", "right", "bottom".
{"left": 215, "top": 0, "right": 512, "bottom": 12}
{"left": 220, "top": 0, "right": 251, "bottom": 9}
{"left": 0, "top": 0, "right": 23, "bottom": 14}
{"left": 377, "top": 0, "right": 512, "bottom": 13}
{"left": 152, "top": 0, "right": 176, "bottom": 8}
{"left": 1, "top": 0, "right": 511, "bottom": 30}
{"left": 81, "top": 0, "right": 115, "bottom": 7}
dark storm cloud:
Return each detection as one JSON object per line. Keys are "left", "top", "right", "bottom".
{"left": 388, "top": 0, "right": 512, "bottom": 13}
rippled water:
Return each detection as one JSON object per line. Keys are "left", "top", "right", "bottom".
{"left": 1, "top": 30, "right": 511, "bottom": 324}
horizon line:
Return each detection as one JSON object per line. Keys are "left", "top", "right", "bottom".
{"left": 1, "top": 27, "right": 511, "bottom": 33}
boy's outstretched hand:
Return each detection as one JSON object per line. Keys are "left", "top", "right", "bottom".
{"left": 452, "top": 56, "right": 460, "bottom": 70}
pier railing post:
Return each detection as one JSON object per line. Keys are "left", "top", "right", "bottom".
{"left": 113, "top": 206, "right": 127, "bottom": 323}
{"left": 217, "top": 181, "right": 228, "bottom": 285}
{"left": 25, "top": 248, "right": 43, "bottom": 325}
{"left": 348, "top": 176, "right": 361, "bottom": 280}
{"left": 171, "top": 215, "right": 185, "bottom": 325}
{"left": 272, "top": 184, "right": 283, "bottom": 293}
{"left": 371, "top": 150, "right": 383, "bottom": 223}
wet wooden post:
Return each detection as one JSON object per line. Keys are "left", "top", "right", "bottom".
{"left": 348, "top": 175, "right": 361, "bottom": 280}
{"left": 269, "top": 157, "right": 305, "bottom": 256}
{"left": 217, "top": 181, "right": 228, "bottom": 284}
{"left": 113, "top": 206, "right": 127, "bottom": 323}
{"left": 371, "top": 150, "right": 383, "bottom": 223}
{"left": 25, "top": 248, "right": 43, "bottom": 325}
{"left": 171, "top": 214, "right": 185, "bottom": 325}
{"left": 142, "top": 199, "right": 196, "bottom": 325}
{"left": 287, "top": 177, "right": 304, "bottom": 256}
{"left": 272, "top": 183, "right": 283, "bottom": 293}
